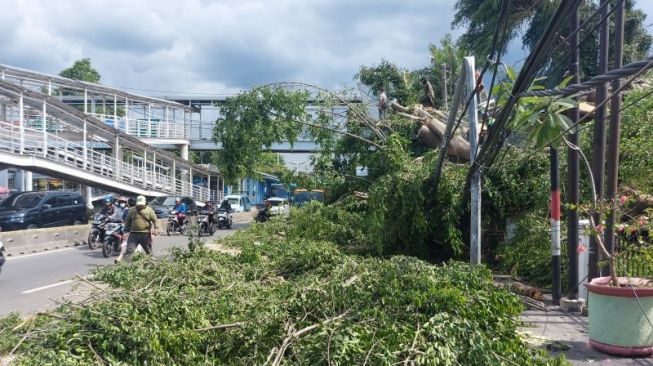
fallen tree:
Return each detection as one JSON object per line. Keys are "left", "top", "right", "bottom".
{"left": 0, "top": 209, "right": 567, "bottom": 365}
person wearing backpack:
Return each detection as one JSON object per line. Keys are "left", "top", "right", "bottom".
{"left": 123, "top": 195, "right": 158, "bottom": 260}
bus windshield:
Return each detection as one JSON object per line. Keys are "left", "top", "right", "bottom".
{"left": 293, "top": 191, "right": 324, "bottom": 206}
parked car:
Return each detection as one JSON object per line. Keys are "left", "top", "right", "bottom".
{"left": 223, "top": 195, "right": 252, "bottom": 213}
{"left": 149, "top": 196, "right": 198, "bottom": 219}
{"left": 0, "top": 191, "right": 87, "bottom": 231}
{"left": 267, "top": 197, "right": 290, "bottom": 216}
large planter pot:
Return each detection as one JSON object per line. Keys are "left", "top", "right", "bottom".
{"left": 587, "top": 276, "right": 653, "bottom": 356}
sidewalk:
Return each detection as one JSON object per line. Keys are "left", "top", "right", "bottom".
{"left": 521, "top": 308, "right": 653, "bottom": 365}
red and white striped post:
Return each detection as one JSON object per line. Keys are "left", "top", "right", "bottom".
{"left": 550, "top": 147, "right": 562, "bottom": 303}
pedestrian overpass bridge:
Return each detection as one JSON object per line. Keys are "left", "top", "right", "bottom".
{"left": 0, "top": 67, "right": 223, "bottom": 203}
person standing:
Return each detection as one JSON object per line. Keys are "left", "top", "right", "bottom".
{"left": 123, "top": 195, "right": 158, "bottom": 260}
{"left": 377, "top": 87, "right": 388, "bottom": 119}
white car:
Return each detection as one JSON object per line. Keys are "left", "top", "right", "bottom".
{"left": 267, "top": 197, "right": 290, "bottom": 216}
{"left": 223, "top": 195, "right": 252, "bottom": 213}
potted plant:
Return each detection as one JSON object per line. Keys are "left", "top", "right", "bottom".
{"left": 585, "top": 198, "right": 653, "bottom": 356}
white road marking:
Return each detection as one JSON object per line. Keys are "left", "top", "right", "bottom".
{"left": 21, "top": 279, "right": 75, "bottom": 294}
{"left": 6, "top": 247, "right": 76, "bottom": 260}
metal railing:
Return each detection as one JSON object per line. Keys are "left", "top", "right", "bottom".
{"left": 0, "top": 120, "right": 209, "bottom": 201}
{"left": 87, "top": 113, "right": 189, "bottom": 140}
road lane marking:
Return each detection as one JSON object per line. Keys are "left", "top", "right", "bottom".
{"left": 6, "top": 247, "right": 76, "bottom": 260}
{"left": 21, "top": 279, "right": 75, "bottom": 294}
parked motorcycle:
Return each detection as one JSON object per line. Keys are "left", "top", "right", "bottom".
{"left": 0, "top": 237, "right": 5, "bottom": 274}
{"left": 102, "top": 220, "right": 124, "bottom": 258}
{"left": 166, "top": 210, "right": 187, "bottom": 235}
{"left": 88, "top": 213, "right": 108, "bottom": 249}
{"left": 216, "top": 208, "right": 233, "bottom": 229}
{"left": 197, "top": 211, "right": 216, "bottom": 236}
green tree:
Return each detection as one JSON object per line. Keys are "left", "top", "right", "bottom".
{"left": 212, "top": 86, "right": 310, "bottom": 185}
{"left": 452, "top": 0, "right": 534, "bottom": 61}
{"left": 522, "top": 0, "right": 652, "bottom": 82}
{"left": 59, "top": 58, "right": 101, "bottom": 83}
{"left": 355, "top": 59, "right": 414, "bottom": 105}
{"left": 454, "top": 0, "right": 652, "bottom": 82}
{"left": 618, "top": 85, "right": 653, "bottom": 192}
{"left": 428, "top": 34, "right": 466, "bottom": 106}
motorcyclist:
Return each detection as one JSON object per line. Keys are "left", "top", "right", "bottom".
{"left": 203, "top": 201, "right": 216, "bottom": 225}
{"left": 173, "top": 198, "right": 187, "bottom": 226}
{"left": 100, "top": 196, "right": 115, "bottom": 218}
{"left": 111, "top": 196, "right": 129, "bottom": 222}
{"left": 219, "top": 199, "right": 232, "bottom": 213}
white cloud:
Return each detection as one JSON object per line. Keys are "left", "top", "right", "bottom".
{"left": 2, "top": 0, "right": 650, "bottom": 96}
{"left": 0, "top": 0, "right": 455, "bottom": 95}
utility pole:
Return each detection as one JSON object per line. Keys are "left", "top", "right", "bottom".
{"left": 605, "top": 0, "right": 625, "bottom": 257}
{"left": 441, "top": 63, "right": 448, "bottom": 109}
{"left": 550, "top": 146, "right": 561, "bottom": 304}
{"left": 566, "top": 3, "right": 580, "bottom": 300}
{"left": 464, "top": 56, "right": 481, "bottom": 265}
{"left": 589, "top": 0, "right": 610, "bottom": 280}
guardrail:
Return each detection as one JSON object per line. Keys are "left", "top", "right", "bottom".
{"left": 1, "top": 211, "right": 254, "bottom": 257}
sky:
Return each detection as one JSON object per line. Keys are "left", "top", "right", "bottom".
{"left": 0, "top": 0, "right": 457, "bottom": 96}
{"left": 1, "top": 0, "right": 652, "bottom": 98}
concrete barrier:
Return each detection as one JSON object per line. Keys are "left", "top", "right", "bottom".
{"left": 0, "top": 211, "right": 254, "bottom": 257}
{"left": 1, "top": 224, "right": 88, "bottom": 257}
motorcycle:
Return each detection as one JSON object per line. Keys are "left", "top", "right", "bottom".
{"left": 216, "top": 208, "right": 233, "bottom": 229}
{"left": 0, "top": 237, "right": 5, "bottom": 274}
{"left": 166, "top": 210, "right": 187, "bottom": 236}
{"left": 198, "top": 211, "right": 216, "bottom": 236}
{"left": 88, "top": 213, "right": 108, "bottom": 249}
{"left": 102, "top": 219, "right": 124, "bottom": 258}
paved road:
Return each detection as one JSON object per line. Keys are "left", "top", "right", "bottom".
{"left": 0, "top": 223, "right": 248, "bottom": 316}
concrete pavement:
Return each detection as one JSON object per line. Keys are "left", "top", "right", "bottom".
{"left": 0, "top": 223, "right": 248, "bottom": 316}
{"left": 521, "top": 308, "right": 653, "bottom": 365}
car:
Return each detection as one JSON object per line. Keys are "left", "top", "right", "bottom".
{"left": 223, "top": 195, "right": 252, "bottom": 213}
{"left": 149, "top": 196, "right": 199, "bottom": 219}
{"left": 0, "top": 191, "right": 88, "bottom": 231}
{"left": 267, "top": 197, "right": 290, "bottom": 216}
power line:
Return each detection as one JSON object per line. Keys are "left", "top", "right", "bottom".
{"left": 521, "top": 55, "right": 653, "bottom": 97}
{"left": 476, "top": 84, "right": 653, "bottom": 173}
{"left": 539, "top": 0, "right": 618, "bottom": 81}
{"left": 473, "top": 0, "right": 585, "bottom": 174}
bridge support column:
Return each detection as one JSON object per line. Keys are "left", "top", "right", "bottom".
{"left": 143, "top": 150, "right": 148, "bottom": 188}
{"left": 0, "top": 170, "right": 8, "bottom": 190}
{"left": 189, "top": 168, "right": 193, "bottom": 198}
{"left": 113, "top": 135, "right": 121, "bottom": 180}
{"left": 180, "top": 144, "right": 189, "bottom": 161}
{"left": 172, "top": 160, "right": 176, "bottom": 195}
{"left": 42, "top": 99, "right": 47, "bottom": 157}
{"left": 19, "top": 92, "right": 24, "bottom": 154}
{"left": 23, "top": 171, "right": 32, "bottom": 192}
{"left": 207, "top": 174, "right": 211, "bottom": 202}
{"left": 83, "top": 186, "right": 93, "bottom": 209}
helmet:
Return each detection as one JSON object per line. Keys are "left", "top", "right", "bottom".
{"left": 175, "top": 197, "right": 181, "bottom": 203}
{"left": 117, "top": 196, "right": 128, "bottom": 203}
{"left": 104, "top": 196, "right": 113, "bottom": 205}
